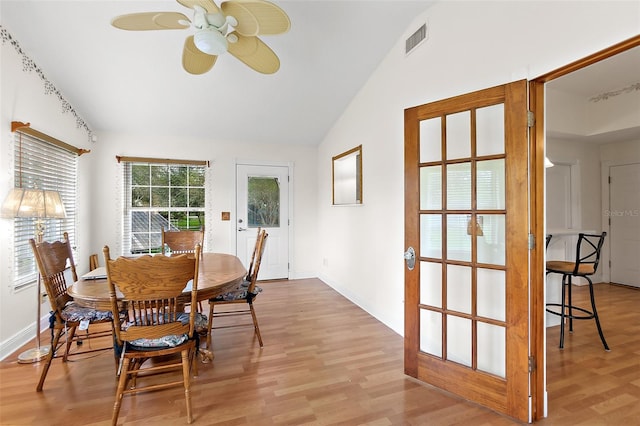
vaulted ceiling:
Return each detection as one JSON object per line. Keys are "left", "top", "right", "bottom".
{"left": 2, "top": 1, "right": 638, "bottom": 147}
{"left": 1, "top": 0, "right": 435, "bottom": 145}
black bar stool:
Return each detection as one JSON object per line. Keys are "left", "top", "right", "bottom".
{"left": 545, "top": 232, "right": 609, "bottom": 350}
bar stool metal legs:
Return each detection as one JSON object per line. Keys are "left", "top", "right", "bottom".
{"left": 545, "top": 232, "right": 609, "bottom": 351}
{"left": 549, "top": 273, "right": 609, "bottom": 350}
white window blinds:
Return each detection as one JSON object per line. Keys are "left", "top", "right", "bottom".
{"left": 11, "top": 131, "right": 77, "bottom": 290}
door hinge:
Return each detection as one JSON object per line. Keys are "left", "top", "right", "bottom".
{"left": 528, "top": 356, "right": 536, "bottom": 373}
{"left": 528, "top": 234, "right": 535, "bottom": 250}
{"left": 527, "top": 111, "right": 535, "bottom": 127}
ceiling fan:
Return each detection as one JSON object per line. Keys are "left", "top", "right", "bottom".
{"left": 111, "top": 0, "right": 290, "bottom": 75}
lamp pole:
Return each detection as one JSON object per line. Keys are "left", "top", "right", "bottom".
{"left": 2, "top": 188, "right": 67, "bottom": 364}
{"left": 17, "top": 222, "right": 50, "bottom": 364}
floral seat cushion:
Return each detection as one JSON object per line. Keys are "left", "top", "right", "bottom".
{"left": 61, "top": 302, "right": 113, "bottom": 322}
{"left": 124, "top": 312, "right": 208, "bottom": 349}
{"left": 213, "top": 283, "right": 262, "bottom": 301}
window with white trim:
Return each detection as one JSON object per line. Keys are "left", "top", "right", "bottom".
{"left": 11, "top": 131, "right": 77, "bottom": 290}
{"left": 121, "top": 158, "right": 206, "bottom": 255}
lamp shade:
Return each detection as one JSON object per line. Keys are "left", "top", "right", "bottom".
{"left": 1, "top": 188, "right": 66, "bottom": 219}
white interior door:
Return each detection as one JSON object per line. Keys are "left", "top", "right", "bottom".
{"left": 609, "top": 163, "right": 640, "bottom": 287}
{"left": 236, "top": 164, "right": 289, "bottom": 280}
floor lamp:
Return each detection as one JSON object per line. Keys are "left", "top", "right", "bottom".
{"left": 1, "top": 187, "right": 67, "bottom": 363}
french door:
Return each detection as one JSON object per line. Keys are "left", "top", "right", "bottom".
{"left": 404, "top": 81, "right": 531, "bottom": 422}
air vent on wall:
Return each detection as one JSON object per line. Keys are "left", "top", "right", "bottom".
{"left": 406, "top": 23, "right": 427, "bottom": 55}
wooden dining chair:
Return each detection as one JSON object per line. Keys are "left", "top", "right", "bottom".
{"left": 205, "top": 229, "right": 268, "bottom": 351}
{"left": 162, "top": 226, "right": 205, "bottom": 315}
{"left": 162, "top": 226, "right": 204, "bottom": 256}
{"left": 103, "top": 244, "right": 201, "bottom": 425}
{"left": 89, "top": 253, "right": 99, "bottom": 271}
{"left": 30, "top": 233, "right": 113, "bottom": 392}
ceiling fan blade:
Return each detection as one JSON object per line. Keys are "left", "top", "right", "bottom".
{"left": 221, "top": 0, "right": 291, "bottom": 36}
{"left": 227, "top": 32, "right": 280, "bottom": 74}
{"left": 111, "top": 12, "right": 190, "bottom": 31}
{"left": 183, "top": 35, "right": 218, "bottom": 74}
{"left": 177, "top": 0, "right": 221, "bottom": 13}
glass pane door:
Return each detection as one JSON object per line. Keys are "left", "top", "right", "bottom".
{"left": 404, "top": 81, "right": 530, "bottom": 422}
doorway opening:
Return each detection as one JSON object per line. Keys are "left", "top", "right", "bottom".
{"left": 530, "top": 35, "right": 640, "bottom": 421}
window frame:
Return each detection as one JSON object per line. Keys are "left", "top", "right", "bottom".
{"left": 119, "top": 157, "right": 208, "bottom": 255}
{"left": 9, "top": 130, "right": 78, "bottom": 290}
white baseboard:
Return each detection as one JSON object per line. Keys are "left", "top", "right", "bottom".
{"left": 0, "top": 316, "right": 49, "bottom": 361}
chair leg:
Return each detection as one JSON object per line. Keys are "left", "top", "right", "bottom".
{"left": 206, "top": 303, "right": 214, "bottom": 351}
{"left": 192, "top": 343, "right": 199, "bottom": 376}
{"left": 182, "top": 348, "right": 193, "bottom": 424}
{"left": 567, "top": 276, "right": 574, "bottom": 333}
{"left": 586, "top": 277, "right": 610, "bottom": 351}
{"left": 63, "top": 325, "right": 78, "bottom": 362}
{"left": 559, "top": 274, "right": 567, "bottom": 349}
{"left": 112, "top": 358, "right": 130, "bottom": 426}
{"left": 36, "top": 326, "right": 63, "bottom": 391}
{"left": 249, "top": 302, "right": 263, "bottom": 347}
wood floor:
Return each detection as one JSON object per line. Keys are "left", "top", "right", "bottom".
{"left": 0, "top": 279, "right": 638, "bottom": 425}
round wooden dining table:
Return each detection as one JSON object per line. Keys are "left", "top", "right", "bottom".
{"left": 68, "top": 252, "right": 247, "bottom": 310}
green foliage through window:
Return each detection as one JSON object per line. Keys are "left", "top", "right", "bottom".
{"left": 126, "top": 162, "right": 206, "bottom": 254}
{"left": 248, "top": 177, "right": 280, "bottom": 227}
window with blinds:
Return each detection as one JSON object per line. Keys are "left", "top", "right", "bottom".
{"left": 121, "top": 160, "right": 206, "bottom": 255}
{"left": 11, "top": 132, "right": 77, "bottom": 290}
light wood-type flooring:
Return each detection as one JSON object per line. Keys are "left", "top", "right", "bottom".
{"left": 0, "top": 279, "right": 638, "bottom": 425}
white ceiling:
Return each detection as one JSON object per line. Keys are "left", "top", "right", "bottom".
{"left": 546, "top": 45, "right": 640, "bottom": 144}
{"left": 1, "top": 0, "right": 435, "bottom": 145}
{"left": 547, "top": 46, "right": 640, "bottom": 98}
{"left": 2, "top": 1, "right": 637, "bottom": 147}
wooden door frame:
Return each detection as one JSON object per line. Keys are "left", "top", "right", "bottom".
{"left": 529, "top": 35, "right": 640, "bottom": 422}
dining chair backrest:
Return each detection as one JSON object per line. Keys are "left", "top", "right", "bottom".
{"left": 245, "top": 227, "right": 262, "bottom": 281}
{"left": 162, "top": 227, "right": 204, "bottom": 256}
{"left": 103, "top": 244, "right": 200, "bottom": 345}
{"left": 572, "top": 232, "right": 606, "bottom": 276}
{"left": 89, "top": 253, "right": 99, "bottom": 271}
{"left": 205, "top": 230, "right": 268, "bottom": 350}
{"left": 246, "top": 230, "right": 268, "bottom": 295}
{"left": 30, "top": 232, "right": 77, "bottom": 314}
{"left": 31, "top": 233, "right": 114, "bottom": 392}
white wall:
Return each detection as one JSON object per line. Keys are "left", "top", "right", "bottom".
{"left": 1, "top": 39, "right": 319, "bottom": 359}
{"left": 0, "top": 39, "right": 95, "bottom": 358}
{"left": 87, "top": 131, "right": 318, "bottom": 279}
{"left": 316, "top": 0, "right": 640, "bottom": 336}
{"left": 2, "top": 0, "right": 639, "bottom": 358}
{"left": 547, "top": 138, "right": 603, "bottom": 232}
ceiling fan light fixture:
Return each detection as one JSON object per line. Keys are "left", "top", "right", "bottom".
{"left": 194, "top": 27, "right": 228, "bottom": 55}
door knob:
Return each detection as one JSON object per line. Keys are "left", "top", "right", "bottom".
{"left": 238, "top": 227, "right": 248, "bottom": 232}
{"left": 404, "top": 246, "right": 416, "bottom": 270}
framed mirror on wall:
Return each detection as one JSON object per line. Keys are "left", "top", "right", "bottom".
{"left": 332, "top": 145, "right": 362, "bottom": 205}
